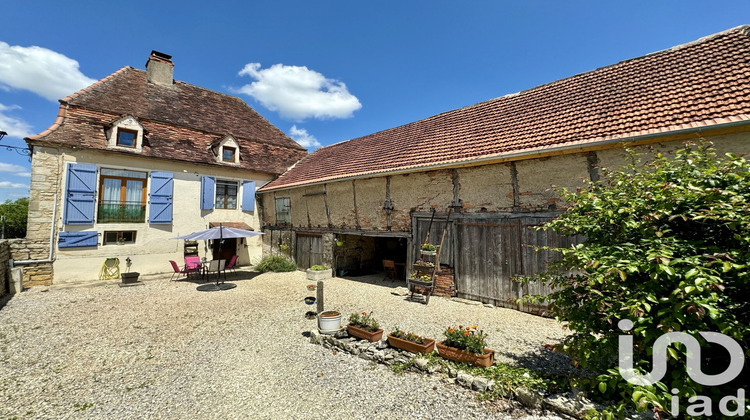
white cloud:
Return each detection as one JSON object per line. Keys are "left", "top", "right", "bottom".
{"left": 0, "top": 42, "right": 96, "bottom": 101}
{"left": 0, "top": 103, "right": 33, "bottom": 138}
{"left": 288, "top": 125, "right": 322, "bottom": 150}
{"left": 0, "top": 162, "right": 28, "bottom": 173}
{"left": 236, "top": 63, "right": 362, "bottom": 120}
{"left": 0, "top": 181, "right": 28, "bottom": 189}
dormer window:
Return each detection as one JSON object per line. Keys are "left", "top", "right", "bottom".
{"left": 117, "top": 128, "right": 137, "bottom": 147}
{"left": 222, "top": 146, "right": 236, "bottom": 162}
{"left": 106, "top": 116, "right": 144, "bottom": 152}
{"left": 212, "top": 135, "right": 241, "bottom": 164}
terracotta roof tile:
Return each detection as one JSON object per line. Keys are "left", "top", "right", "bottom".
{"left": 27, "top": 67, "right": 306, "bottom": 175}
{"left": 261, "top": 25, "right": 750, "bottom": 191}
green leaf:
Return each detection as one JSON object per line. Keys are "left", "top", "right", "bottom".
{"left": 598, "top": 382, "right": 607, "bottom": 393}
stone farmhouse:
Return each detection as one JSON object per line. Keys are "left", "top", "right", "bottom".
{"left": 16, "top": 51, "right": 306, "bottom": 285}
{"left": 257, "top": 26, "right": 750, "bottom": 312}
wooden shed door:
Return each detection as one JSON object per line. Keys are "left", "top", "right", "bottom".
{"left": 295, "top": 234, "right": 323, "bottom": 270}
{"left": 454, "top": 216, "right": 580, "bottom": 313}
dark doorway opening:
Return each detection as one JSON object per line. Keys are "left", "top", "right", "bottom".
{"left": 211, "top": 238, "right": 236, "bottom": 261}
{"left": 335, "top": 235, "right": 407, "bottom": 281}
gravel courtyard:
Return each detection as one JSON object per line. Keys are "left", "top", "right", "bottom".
{"left": 0, "top": 271, "right": 570, "bottom": 419}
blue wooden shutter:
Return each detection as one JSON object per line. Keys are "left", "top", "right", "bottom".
{"left": 242, "top": 181, "right": 256, "bottom": 212}
{"left": 58, "top": 231, "right": 98, "bottom": 248}
{"left": 63, "top": 163, "right": 97, "bottom": 225}
{"left": 149, "top": 172, "right": 173, "bottom": 224}
{"left": 201, "top": 176, "right": 215, "bottom": 210}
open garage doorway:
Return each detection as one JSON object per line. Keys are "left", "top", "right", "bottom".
{"left": 334, "top": 234, "right": 408, "bottom": 282}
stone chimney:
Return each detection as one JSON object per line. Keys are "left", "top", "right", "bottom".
{"left": 145, "top": 50, "right": 174, "bottom": 86}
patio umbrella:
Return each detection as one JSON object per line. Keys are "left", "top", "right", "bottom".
{"left": 172, "top": 224, "right": 264, "bottom": 263}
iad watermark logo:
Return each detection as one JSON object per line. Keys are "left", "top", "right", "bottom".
{"left": 618, "top": 319, "right": 746, "bottom": 417}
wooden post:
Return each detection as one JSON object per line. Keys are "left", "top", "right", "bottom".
{"left": 316, "top": 280, "right": 324, "bottom": 313}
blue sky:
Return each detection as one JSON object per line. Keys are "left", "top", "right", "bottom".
{"left": 1, "top": 1, "right": 748, "bottom": 202}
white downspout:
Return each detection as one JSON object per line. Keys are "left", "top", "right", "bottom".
{"left": 13, "top": 193, "right": 57, "bottom": 266}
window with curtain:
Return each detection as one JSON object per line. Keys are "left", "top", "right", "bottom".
{"left": 215, "top": 179, "right": 238, "bottom": 209}
{"left": 98, "top": 169, "right": 147, "bottom": 222}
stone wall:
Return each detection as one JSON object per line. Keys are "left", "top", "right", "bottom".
{"left": 0, "top": 241, "right": 10, "bottom": 296}
{"left": 9, "top": 239, "right": 53, "bottom": 287}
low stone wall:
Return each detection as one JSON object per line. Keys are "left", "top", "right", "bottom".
{"left": 8, "top": 239, "right": 53, "bottom": 287}
{"left": 309, "top": 329, "right": 495, "bottom": 392}
{"left": 308, "top": 330, "right": 614, "bottom": 419}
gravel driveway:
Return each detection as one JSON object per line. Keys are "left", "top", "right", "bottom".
{"left": 0, "top": 271, "right": 569, "bottom": 419}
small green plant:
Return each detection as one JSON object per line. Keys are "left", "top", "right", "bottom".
{"left": 348, "top": 311, "right": 380, "bottom": 332}
{"left": 279, "top": 244, "right": 290, "bottom": 251}
{"left": 410, "top": 272, "right": 432, "bottom": 282}
{"left": 309, "top": 264, "right": 329, "bottom": 271}
{"left": 420, "top": 243, "right": 436, "bottom": 251}
{"left": 443, "top": 325, "right": 488, "bottom": 355}
{"left": 73, "top": 402, "right": 93, "bottom": 412}
{"left": 391, "top": 326, "right": 427, "bottom": 344}
{"left": 413, "top": 258, "right": 434, "bottom": 267}
{"left": 255, "top": 255, "right": 297, "bottom": 272}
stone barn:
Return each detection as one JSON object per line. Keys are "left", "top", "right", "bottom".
{"left": 258, "top": 26, "right": 750, "bottom": 312}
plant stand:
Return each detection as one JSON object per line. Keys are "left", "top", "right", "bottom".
{"left": 408, "top": 208, "right": 452, "bottom": 304}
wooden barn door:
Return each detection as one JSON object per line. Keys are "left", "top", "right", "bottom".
{"left": 454, "top": 215, "right": 580, "bottom": 314}
{"left": 295, "top": 234, "right": 323, "bottom": 270}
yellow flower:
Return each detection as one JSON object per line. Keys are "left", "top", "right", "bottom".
{"left": 472, "top": 325, "right": 478, "bottom": 329}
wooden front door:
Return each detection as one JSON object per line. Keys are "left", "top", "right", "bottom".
{"left": 295, "top": 234, "right": 323, "bottom": 270}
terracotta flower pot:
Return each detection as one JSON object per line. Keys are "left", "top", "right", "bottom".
{"left": 387, "top": 333, "right": 435, "bottom": 354}
{"left": 436, "top": 342, "right": 495, "bottom": 367}
{"left": 347, "top": 324, "right": 383, "bottom": 342}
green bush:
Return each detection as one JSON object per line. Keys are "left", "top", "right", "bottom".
{"left": 255, "top": 255, "right": 297, "bottom": 273}
{"left": 525, "top": 143, "right": 749, "bottom": 418}
{"left": 0, "top": 197, "right": 28, "bottom": 238}
{"left": 309, "top": 264, "right": 328, "bottom": 271}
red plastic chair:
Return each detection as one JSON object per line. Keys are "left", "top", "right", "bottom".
{"left": 169, "top": 260, "right": 193, "bottom": 281}
{"left": 225, "top": 255, "right": 238, "bottom": 274}
{"left": 184, "top": 256, "right": 201, "bottom": 271}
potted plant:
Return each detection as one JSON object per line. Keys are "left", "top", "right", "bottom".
{"left": 347, "top": 311, "right": 383, "bottom": 342}
{"left": 437, "top": 325, "right": 495, "bottom": 367}
{"left": 420, "top": 243, "right": 437, "bottom": 256}
{"left": 120, "top": 257, "right": 140, "bottom": 284}
{"left": 412, "top": 258, "right": 435, "bottom": 269}
{"left": 409, "top": 272, "right": 433, "bottom": 286}
{"left": 387, "top": 326, "right": 435, "bottom": 354}
{"left": 306, "top": 264, "right": 332, "bottom": 281}
{"left": 317, "top": 310, "right": 342, "bottom": 333}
